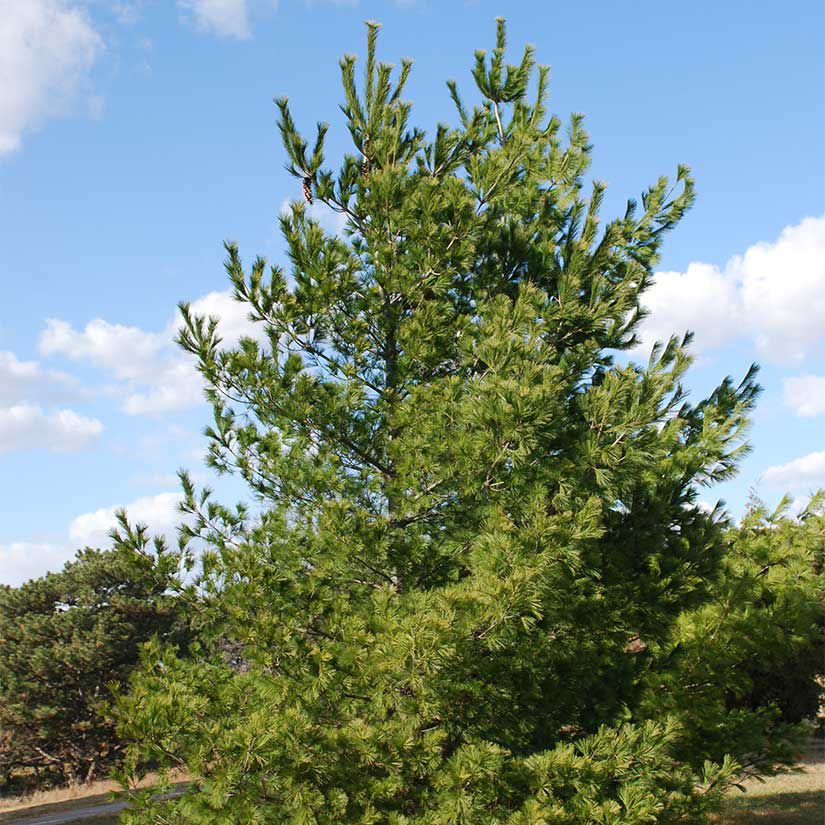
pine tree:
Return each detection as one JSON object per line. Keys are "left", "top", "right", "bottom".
{"left": 115, "top": 21, "right": 766, "bottom": 823}
{"left": 0, "top": 544, "right": 188, "bottom": 790}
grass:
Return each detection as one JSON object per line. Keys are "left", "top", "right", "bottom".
{"left": 713, "top": 744, "right": 824, "bottom": 825}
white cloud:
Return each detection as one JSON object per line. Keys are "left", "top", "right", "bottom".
{"left": 121, "top": 361, "right": 204, "bottom": 415}
{"left": 0, "top": 349, "right": 82, "bottom": 405}
{"left": 761, "top": 451, "right": 825, "bottom": 490}
{"left": 739, "top": 217, "right": 825, "bottom": 362}
{"left": 0, "top": 350, "right": 43, "bottom": 405}
{"left": 39, "top": 317, "right": 167, "bottom": 382}
{"left": 305, "top": 0, "right": 410, "bottom": 6}
{"left": 130, "top": 471, "right": 191, "bottom": 488}
{"left": 0, "top": 542, "right": 77, "bottom": 587}
{"left": 783, "top": 375, "right": 825, "bottom": 418}
{"left": 0, "top": 0, "right": 103, "bottom": 156}
{"left": 188, "top": 289, "right": 263, "bottom": 346}
{"left": 109, "top": 1, "right": 142, "bottom": 25}
{"left": 0, "top": 402, "right": 102, "bottom": 454}
{"left": 39, "top": 316, "right": 204, "bottom": 414}
{"left": 38, "top": 290, "right": 262, "bottom": 415}
{"left": 788, "top": 494, "right": 814, "bottom": 517}
{"left": 637, "top": 216, "right": 825, "bottom": 364}
{"left": 0, "top": 348, "right": 98, "bottom": 454}
{"left": 69, "top": 490, "right": 183, "bottom": 547}
{"left": 639, "top": 262, "right": 740, "bottom": 353}
{"left": 0, "top": 490, "right": 188, "bottom": 586}
{"left": 178, "top": 0, "right": 250, "bottom": 39}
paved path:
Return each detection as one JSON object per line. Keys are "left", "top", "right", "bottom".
{"left": 2, "top": 788, "right": 185, "bottom": 825}
{"left": 2, "top": 798, "right": 126, "bottom": 825}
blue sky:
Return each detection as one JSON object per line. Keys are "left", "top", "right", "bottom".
{"left": 1, "top": 0, "right": 823, "bottom": 585}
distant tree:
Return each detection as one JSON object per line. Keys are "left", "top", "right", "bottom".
{"left": 111, "top": 19, "right": 801, "bottom": 824}
{"left": 0, "top": 539, "right": 188, "bottom": 790}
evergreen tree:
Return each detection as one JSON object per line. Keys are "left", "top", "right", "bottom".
{"left": 0, "top": 543, "right": 188, "bottom": 790}
{"left": 115, "top": 21, "right": 769, "bottom": 823}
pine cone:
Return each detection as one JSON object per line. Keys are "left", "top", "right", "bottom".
{"left": 302, "top": 176, "right": 313, "bottom": 205}
{"left": 624, "top": 635, "right": 647, "bottom": 654}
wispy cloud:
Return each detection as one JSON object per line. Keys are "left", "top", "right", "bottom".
{"left": 177, "top": 0, "right": 250, "bottom": 39}
{"left": 783, "top": 375, "right": 825, "bottom": 418}
{"left": 761, "top": 450, "right": 825, "bottom": 490}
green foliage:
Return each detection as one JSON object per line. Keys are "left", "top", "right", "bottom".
{"left": 0, "top": 540, "right": 187, "bottom": 790}
{"left": 109, "top": 20, "right": 814, "bottom": 824}
{"left": 637, "top": 492, "right": 825, "bottom": 777}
